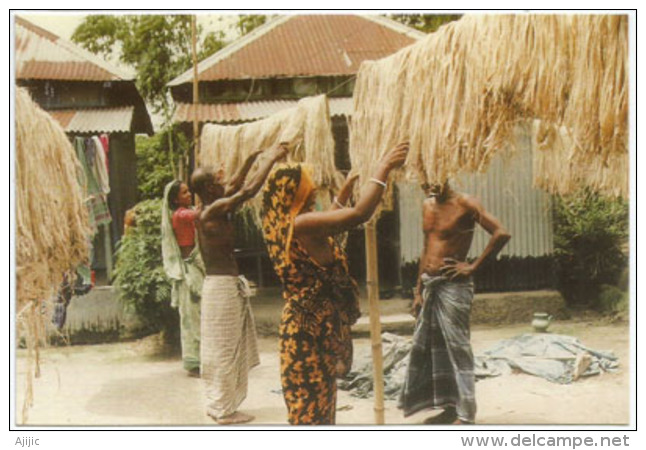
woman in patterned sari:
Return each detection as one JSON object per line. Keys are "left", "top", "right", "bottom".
{"left": 261, "top": 143, "right": 408, "bottom": 425}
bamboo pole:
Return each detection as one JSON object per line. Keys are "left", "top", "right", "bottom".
{"left": 365, "top": 219, "right": 385, "bottom": 424}
{"left": 191, "top": 15, "right": 200, "bottom": 164}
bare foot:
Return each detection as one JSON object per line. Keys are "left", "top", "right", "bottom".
{"left": 451, "top": 418, "right": 474, "bottom": 425}
{"left": 215, "top": 411, "right": 255, "bottom": 425}
{"left": 423, "top": 408, "right": 457, "bottom": 424}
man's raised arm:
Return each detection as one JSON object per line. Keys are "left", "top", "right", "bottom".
{"left": 224, "top": 150, "right": 263, "bottom": 196}
{"left": 202, "top": 144, "right": 288, "bottom": 221}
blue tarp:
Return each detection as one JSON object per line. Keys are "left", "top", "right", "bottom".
{"left": 338, "top": 332, "right": 619, "bottom": 400}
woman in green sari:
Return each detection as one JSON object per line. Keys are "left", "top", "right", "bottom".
{"left": 162, "top": 181, "right": 205, "bottom": 376}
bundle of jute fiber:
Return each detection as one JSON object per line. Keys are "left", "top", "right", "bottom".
{"left": 200, "top": 95, "right": 342, "bottom": 212}
{"left": 350, "top": 14, "right": 628, "bottom": 198}
{"left": 16, "top": 87, "right": 91, "bottom": 309}
{"left": 532, "top": 121, "right": 629, "bottom": 197}
{"left": 15, "top": 87, "right": 91, "bottom": 422}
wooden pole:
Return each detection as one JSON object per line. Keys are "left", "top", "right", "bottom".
{"left": 365, "top": 219, "right": 385, "bottom": 424}
{"left": 191, "top": 15, "right": 200, "bottom": 164}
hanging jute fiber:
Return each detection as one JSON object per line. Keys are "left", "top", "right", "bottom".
{"left": 15, "top": 87, "right": 91, "bottom": 422}
{"left": 350, "top": 14, "right": 629, "bottom": 198}
{"left": 200, "top": 95, "right": 342, "bottom": 212}
{"left": 16, "top": 87, "right": 91, "bottom": 308}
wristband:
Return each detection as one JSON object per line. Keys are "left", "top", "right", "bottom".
{"left": 370, "top": 177, "right": 387, "bottom": 188}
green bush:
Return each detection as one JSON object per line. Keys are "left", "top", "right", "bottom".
{"left": 136, "top": 126, "right": 189, "bottom": 200}
{"left": 554, "top": 191, "right": 629, "bottom": 307}
{"left": 597, "top": 284, "right": 629, "bottom": 314}
{"left": 113, "top": 199, "right": 178, "bottom": 343}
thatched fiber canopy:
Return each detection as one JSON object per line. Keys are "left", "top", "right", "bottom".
{"left": 350, "top": 14, "right": 629, "bottom": 197}
{"left": 16, "top": 87, "right": 91, "bottom": 310}
{"left": 200, "top": 95, "right": 342, "bottom": 208}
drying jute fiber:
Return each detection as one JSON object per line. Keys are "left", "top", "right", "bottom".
{"left": 16, "top": 87, "right": 90, "bottom": 308}
{"left": 350, "top": 14, "right": 628, "bottom": 198}
{"left": 200, "top": 95, "right": 342, "bottom": 213}
{"left": 15, "top": 87, "right": 91, "bottom": 422}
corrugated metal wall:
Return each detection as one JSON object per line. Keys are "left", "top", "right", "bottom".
{"left": 399, "top": 124, "right": 554, "bottom": 263}
{"left": 398, "top": 182, "right": 426, "bottom": 263}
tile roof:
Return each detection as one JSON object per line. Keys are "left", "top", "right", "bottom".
{"left": 48, "top": 107, "right": 134, "bottom": 133}
{"left": 173, "top": 97, "right": 353, "bottom": 124}
{"left": 15, "top": 15, "right": 134, "bottom": 81}
{"left": 168, "top": 15, "right": 423, "bottom": 85}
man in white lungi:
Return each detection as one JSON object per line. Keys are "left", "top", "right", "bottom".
{"left": 191, "top": 144, "right": 288, "bottom": 424}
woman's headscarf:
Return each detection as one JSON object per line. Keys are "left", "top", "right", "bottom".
{"left": 161, "top": 181, "right": 205, "bottom": 308}
{"left": 261, "top": 163, "right": 315, "bottom": 276}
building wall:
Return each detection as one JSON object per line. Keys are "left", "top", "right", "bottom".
{"left": 172, "top": 76, "right": 356, "bottom": 104}
{"left": 456, "top": 126, "right": 554, "bottom": 259}
{"left": 18, "top": 80, "right": 138, "bottom": 110}
{"left": 108, "top": 132, "right": 138, "bottom": 240}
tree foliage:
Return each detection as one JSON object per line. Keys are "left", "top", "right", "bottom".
{"left": 236, "top": 15, "right": 268, "bottom": 36}
{"left": 389, "top": 14, "right": 462, "bottom": 33}
{"left": 113, "top": 199, "right": 177, "bottom": 340}
{"left": 554, "top": 191, "right": 629, "bottom": 307}
{"left": 72, "top": 15, "right": 226, "bottom": 115}
{"left": 136, "top": 126, "right": 189, "bottom": 200}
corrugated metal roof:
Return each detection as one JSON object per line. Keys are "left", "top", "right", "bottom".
{"left": 15, "top": 16, "right": 134, "bottom": 81}
{"left": 173, "top": 97, "right": 353, "bottom": 124}
{"left": 49, "top": 107, "right": 134, "bottom": 134}
{"left": 398, "top": 125, "right": 554, "bottom": 262}
{"left": 168, "top": 15, "right": 423, "bottom": 85}
{"left": 47, "top": 109, "right": 75, "bottom": 129}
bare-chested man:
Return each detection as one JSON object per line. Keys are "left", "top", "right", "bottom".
{"left": 190, "top": 144, "right": 287, "bottom": 425}
{"left": 398, "top": 181, "right": 511, "bottom": 425}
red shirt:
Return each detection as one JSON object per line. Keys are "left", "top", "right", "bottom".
{"left": 172, "top": 207, "right": 197, "bottom": 247}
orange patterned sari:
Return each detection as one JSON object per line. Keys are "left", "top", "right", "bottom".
{"left": 261, "top": 164, "right": 360, "bottom": 425}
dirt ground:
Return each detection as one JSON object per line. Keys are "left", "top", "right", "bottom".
{"left": 14, "top": 319, "right": 631, "bottom": 427}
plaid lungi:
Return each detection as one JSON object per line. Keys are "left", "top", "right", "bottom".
{"left": 398, "top": 274, "right": 476, "bottom": 423}
{"left": 201, "top": 275, "right": 260, "bottom": 419}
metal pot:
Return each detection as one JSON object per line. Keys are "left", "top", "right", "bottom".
{"left": 532, "top": 312, "right": 553, "bottom": 333}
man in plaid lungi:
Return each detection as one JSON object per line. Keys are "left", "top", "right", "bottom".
{"left": 398, "top": 181, "right": 511, "bottom": 424}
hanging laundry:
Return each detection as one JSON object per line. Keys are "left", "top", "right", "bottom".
{"left": 92, "top": 136, "right": 110, "bottom": 195}
{"left": 74, "top": 137, "right": 112, "bottom": 234}
{"left": 75, "top": 137, "right": 99, "bottom": 195}
{"left": 99, "top": 134, "right": 110, "bottom": 174}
